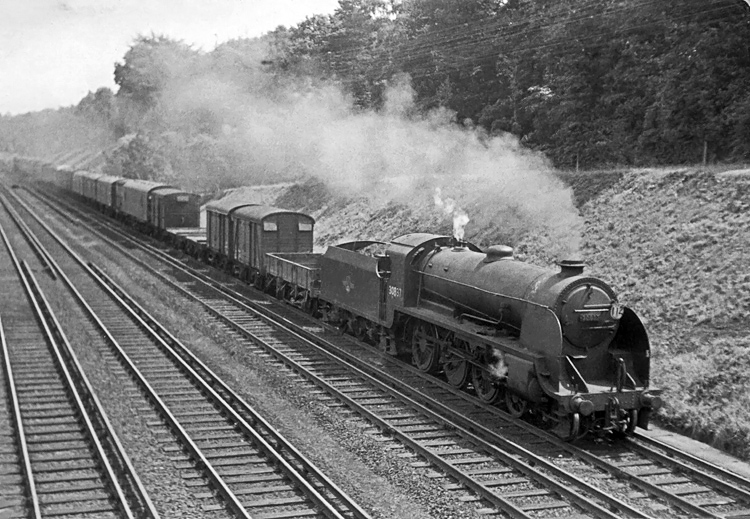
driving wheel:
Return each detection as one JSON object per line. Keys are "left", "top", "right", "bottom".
{"left": 412, "top": 322, "right": 440, "bottom": 374}
{"left": 472, "top": 365, "right": 501, "bottom": 403}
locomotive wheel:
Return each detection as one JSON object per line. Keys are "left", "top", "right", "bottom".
{"left": 412, "top": 323, "right": 440, "bottom": 374}
{"left": 505, "top": 392, "right": 528, "bottom": 418}
{"left": 443, "top": 341, "right": 470, "bottom": 388}
{"left": 444, "top": 356, "right": 470, "bottom": 388}
{"left": 472, "top": 366, "right": 501, "bottom": 403}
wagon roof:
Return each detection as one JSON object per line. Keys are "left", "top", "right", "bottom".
{"left": 232, "top": 205, "right": 315, "bottom": 224}
{"left": 95, "top": 174, "right": 122, "bottom": 185}
{"left": 73, "top": 170, "right": 102, "bottom": 180}
{"left": 151, "top": 187, "right": 193, "bottom": 198}
{"left": 120, "top": 179, "right": 172, "bottom": 195}
{"left": 204, "top": 198, "right": 258, "bottom": 215}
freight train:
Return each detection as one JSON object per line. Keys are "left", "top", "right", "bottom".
{"left": 9, "top": 156, "right": 662, "bottom": 440}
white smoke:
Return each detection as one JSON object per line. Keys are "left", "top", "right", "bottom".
{"left": 151, "top": 43, "right": 583, "bottom": 258}
{"left": 434, "top": 187, "right": 471, "bottom": 241}
{"left": 489, "top": 351, "right": 509, "bottom": 380}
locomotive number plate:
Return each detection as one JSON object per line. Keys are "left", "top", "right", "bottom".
{"left": 388, "top": 286, "right": 403, "bottom": 299}
{"left": 579, "top": 312, "right": 602, "bottom": 322}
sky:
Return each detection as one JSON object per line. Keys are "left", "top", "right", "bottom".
{"left": 0, "top": 0, "right": 342, "bottom": 115}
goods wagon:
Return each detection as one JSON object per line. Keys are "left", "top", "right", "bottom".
{"left": 150, "top": 188, "right": 201, "bottom": 229}
{"left": 266, "top": 252, "right": 322, "bottom": 300}
{"left": 81, "top": 171, "right": 102, "bottom": 202}
{"left": 205, "top": 199, "right": 258, "bottom": 258}
{"left": 231, "top": 205, "right": 314, "bottom": 275}
{"left": 54, "top": 166, "right": 75, "bottom": 191}
{"left": 41, "top": 162, "right": 57, "bottom": 179}
{"left": 115, "top": 179, "right": 171, "bottom": 223}
{"left": 72, "top": 170, "right": 101, "bottom": 201}
{"left": 94, "top": 175, "right": 122, "bottom": 209}
{"left": 72, "top": 170, "right": 83, "bottom": 196}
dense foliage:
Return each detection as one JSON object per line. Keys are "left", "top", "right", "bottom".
{"left": 276, "top": 0, "right": 750, "bottom": 168}
{"left": 1, "top": 0, "right": 749, "bottom": 175}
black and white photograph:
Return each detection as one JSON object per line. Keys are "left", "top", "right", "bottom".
{"left": 1, "top": 1, "right": 750, "bottom": 518}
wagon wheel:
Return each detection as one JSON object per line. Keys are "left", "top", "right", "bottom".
{"left": 412, "top": 322, "right": 440, "bottom": 374}
{"left": 505, "top": 391, "right": 528, "bottom": 418}
{"left": 350, "top": 318, "right": 368, "bottom": 342}
{"left": 443, "top": 340, "right": 470, "bottom": 389}
{"left": 472, "top": 365, "right": 501, "bottom": 403}
{"left": 307, "top": 298, "right": 320, "bottom": 318}
{"left": 553, "top": 412, "right": 581, "bottom": 441}
{"left": 626, "top": 409, "right": 638, "bottom": 435}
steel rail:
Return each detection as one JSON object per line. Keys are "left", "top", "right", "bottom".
{"left": 26, "top": 189, "right": 373, "bottom": 517}
{"left": 24, "top": 185, "right": 644, "bottom": 518}
{"left": 24, "top": 184, "right": 750, "bottom": 518}
{"left": 630, "top": 434, "right": 750, "bottom": 502}
{"left": 179, "top": 284, "right": 641, "bottom": 519}
{"left": 88, "top": 263, "right": 372, "bottom": 519}
{"left": 8, "top": 185, "right": 359, "bottom": 519}
{"left": 2, "top": 192, "right": 255, "bottom": 519}
{"left": 37, "top": 197, "right": 635, "bottom": 518}
{"left": 0, "top": 192, "right": 57, "bottom": 278}
{"left": 18, "top": 260, "right": 138, "bottom": 519}
{"left": 0, "top": 214, "right": 138, "bottom": 518}
{"left": 85, "top": 261, "right": 349, "bottom": 519}
{"left": 2, "top": 189, "right": 160, "bottom": 519}
{"left": 0, "top": 217, "right": 44, "bottom": 519}
{"left": 21, "top": 259, "right": 161, "bottom": 519}
{"left": 0, "top": 314, "right": 42, "bottom": 519}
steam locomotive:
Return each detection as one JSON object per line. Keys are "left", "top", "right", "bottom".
{"left": 277, "top": 234, "right": 662, "bottom": 439}
{"left": 12, "top": 156, "right": 662, "bottom": 439}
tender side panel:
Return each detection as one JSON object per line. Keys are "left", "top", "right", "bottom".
{"left": 320, "top": 246, "right": 384, "bottom": 324}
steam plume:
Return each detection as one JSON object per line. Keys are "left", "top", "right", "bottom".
{"left": 144, "top": 40, "right": 583, "bottom": 259}
{"left": 434, "top": 187, "right": 470, "bottom": 241}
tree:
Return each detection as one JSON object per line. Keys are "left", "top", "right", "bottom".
{"left": 114, "top": 35, "right": 198, "bottom": 109}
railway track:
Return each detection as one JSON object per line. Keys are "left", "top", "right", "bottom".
{"left": 0, "top": 203, "right": 157, "bottom": 519}
{"left": 17, "top": 184, "right": 750, "bottom": 518}
{"left": 2, "top": 185, "right": 369, "bottom": 519}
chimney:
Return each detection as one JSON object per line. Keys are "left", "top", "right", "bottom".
{"left": 557, "top": 259, "right": 585, "bottom": 276}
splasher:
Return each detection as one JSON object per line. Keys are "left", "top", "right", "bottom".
{"left": 434, "top": 188, "right": 470, "bottom": 241}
